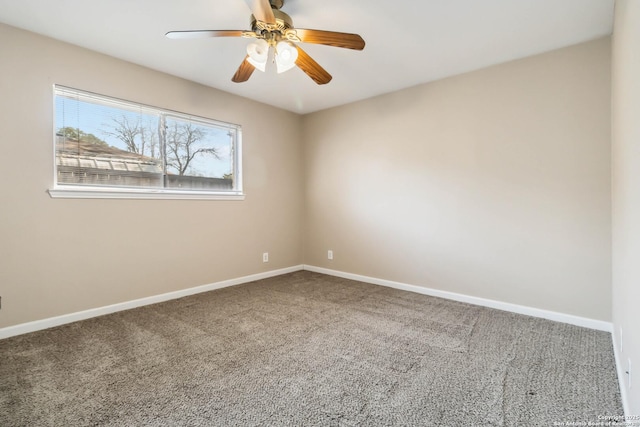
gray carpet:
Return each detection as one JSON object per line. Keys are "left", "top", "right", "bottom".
{"left": 0, "top": 271, "right": 623, "bottom": 426}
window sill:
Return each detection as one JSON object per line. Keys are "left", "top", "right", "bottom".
{"left": 48, "top": 187, "right": 245, "bottom": 200}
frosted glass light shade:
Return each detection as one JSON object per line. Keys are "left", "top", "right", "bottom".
{"left": 246, "top": 39, "right": 269, "bottom": 72}
{"left": 275, "top": 41, "right": 298, "bottom": 74}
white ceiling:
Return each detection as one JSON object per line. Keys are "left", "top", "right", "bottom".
{"left": 0, "top": 0, "right": 614, "bottom": 114}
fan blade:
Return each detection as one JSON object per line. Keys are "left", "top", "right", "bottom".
{"left": 166, "top": 30, "right": 246, "bottom": 39}
{"left": 246, "top": 0, "right": 276, "bottom": 24}
{"left": 289, "top": 29, "right": 365, "bottom": 50}
{"left": 295, "top": 46, "right": 332, "bottom": 85}
{"left": 232, "top": 56, "right": 256, "bottom": 83}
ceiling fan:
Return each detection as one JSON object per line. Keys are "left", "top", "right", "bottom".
{"left": 165, "top": 0, "right": 365, "bottom": 85}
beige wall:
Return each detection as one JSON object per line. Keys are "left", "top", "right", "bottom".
{"left": 303, "top": 38, "right": 612, "bottom": 321}
{"left": 612, "top": 0, "right": 640, "bottom": 414}
{"left": 0, "top": 23, "right": 303, "bottom": 328}
{"left": 0, "top": 22, "right": 614, "bottom": 332}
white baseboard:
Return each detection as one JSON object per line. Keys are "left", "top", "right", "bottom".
{"left": 0, "top": 265, "right": 304, "bottom": 340}
{"left": 611, "top": 332, "right": 630, "bottom": 416}
{"left": 0, "top": 263, "right": 612, "bottom": 338}
{"left": 303, "top": 265, "right": 613, "bottom": 332}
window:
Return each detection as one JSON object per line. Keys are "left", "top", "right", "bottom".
{"left": 49, "top": 86, "right": 243, "bottom": 200}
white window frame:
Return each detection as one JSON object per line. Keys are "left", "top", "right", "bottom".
{"left": 48, "top": 85, "right": 244, "bottom": 200}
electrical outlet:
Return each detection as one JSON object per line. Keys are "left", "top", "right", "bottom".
{"left": 263, "top": 252, "right": 269, "bottom": 263}
{"left": 328, "top": 250, "right": 333, "bottom": 260}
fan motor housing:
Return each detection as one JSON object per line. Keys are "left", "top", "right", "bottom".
{"left": 251, "top": 9, "right": 293, "bottom": 33}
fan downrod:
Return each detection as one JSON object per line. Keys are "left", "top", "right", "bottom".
{"left": 269, "top": 0, "right": 284, "bottom": 10}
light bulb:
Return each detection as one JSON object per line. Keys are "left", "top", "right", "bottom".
{"left": 275, "top": 41, "right": 298, "bottom": 74}
{"left": 246, "top": 39, "right": 269, "bottom": 72}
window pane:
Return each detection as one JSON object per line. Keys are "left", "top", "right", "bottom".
{"left": 55, "top": 92, "right": 163, "bottom": 189}
{"left": 164, "top": 116, "right": 235, "bottom": 191}
{"left": 53, "top": 86, "right": 241, "bottom": 195}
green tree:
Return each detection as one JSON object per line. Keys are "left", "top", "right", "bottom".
{"left": 59, "top": 126, "right": 80, "bottom": 140}
{"left": 58, "top": 127, "right": 107, "bottom": 146}
{"left": 82, "top": 132, "right": 108, "bottom": 146}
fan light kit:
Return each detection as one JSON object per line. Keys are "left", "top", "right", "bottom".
{"left": 165, "top": 0, "right": 365, "bottom": 85}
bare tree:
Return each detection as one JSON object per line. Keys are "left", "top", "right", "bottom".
{"left": 101, "top": 115, "right": 219, "bottom": 175}
{"left": 165, "top": 121, "right": 220, "bottom": 176}
{"left": 140, "top": 121, "right": 159, "bottom": 158}
{"left": 102, "top": 116, "right": 142, "bottom": 154}
{"left": 102, "top": 115, "right": 162, "bottom": 159}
